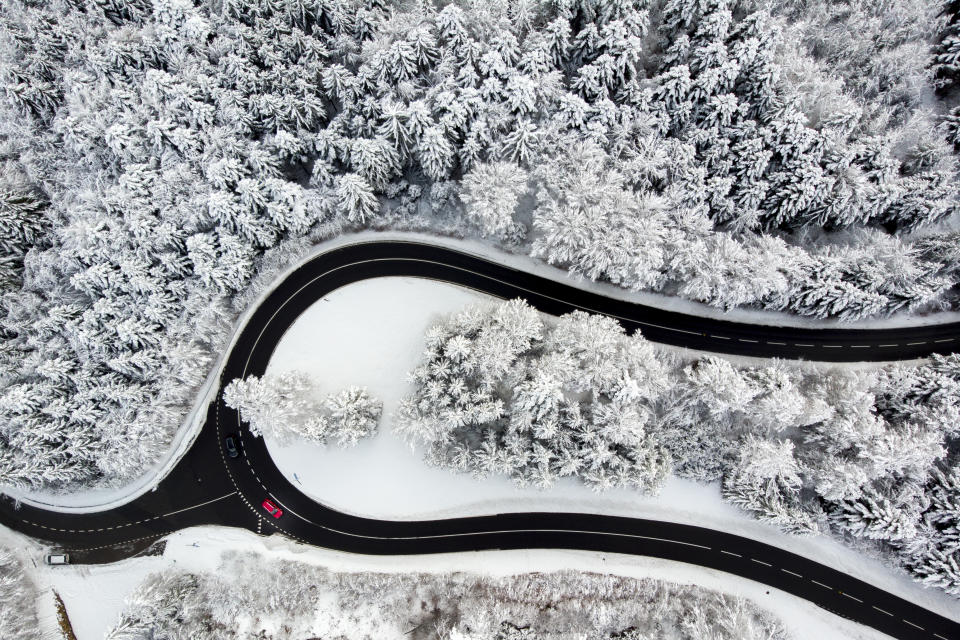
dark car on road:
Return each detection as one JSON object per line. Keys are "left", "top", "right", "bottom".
{"left": 225, "top": 435, "right": 239, "bottom": 458}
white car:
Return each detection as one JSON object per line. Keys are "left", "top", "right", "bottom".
{"left": 44, "top": 553, "right": 69, "bottom": 565}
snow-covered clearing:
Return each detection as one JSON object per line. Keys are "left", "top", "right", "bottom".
{"left": 264, "top": 276, "right": 960, "bottom": 624}
{"left": 0, "top": 523, "right": 892, "bottom": 640}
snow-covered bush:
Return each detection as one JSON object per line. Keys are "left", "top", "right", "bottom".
{"left": 0, "top": 546, "right": 37, "bottom": 640}
{"left": 107, "top": 550, "right": 788, "bottom": 640}
{"left": 223, "top": 372, "right": 380, "bottom": 446}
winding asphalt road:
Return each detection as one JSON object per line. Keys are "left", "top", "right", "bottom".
{"left": 2, "top": 240, "right": 959, "bottom": 640}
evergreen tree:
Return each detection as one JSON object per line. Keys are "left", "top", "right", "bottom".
{"left": 459, "top": 161, "right": 529, "bottom": 240}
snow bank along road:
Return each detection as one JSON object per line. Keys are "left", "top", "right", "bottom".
{"left": 2, "top": 240, "right": 960, "bottom": 640}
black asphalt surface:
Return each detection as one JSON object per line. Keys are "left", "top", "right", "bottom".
{"left": 2, "top": 240, "right": 958, "bottom": 640}
{"left": 234, "top": 241, "right": 960, "bottom": 363}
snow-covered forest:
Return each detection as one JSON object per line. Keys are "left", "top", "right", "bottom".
{"left": 106, "top": 550, "right": 788, "bottom": 639}
{"left": 398, "top": 299, "right": 960, "bottom": 597}
{"left": 0, "top": 0, "right": 959, "bottom": 505}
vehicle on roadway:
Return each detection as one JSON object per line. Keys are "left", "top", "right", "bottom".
{"left": 224, "top": 435, "right": 239, "bottom": 458}
{"left": 44, "top": 552, "right": 69, "bottom": 565}
{"left": 262, "top": 499, "right": 282, "bottom": 518}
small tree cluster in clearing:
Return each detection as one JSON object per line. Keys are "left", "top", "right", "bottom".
{"left": 223, "top": 371, "right": 381, "bottom": 447}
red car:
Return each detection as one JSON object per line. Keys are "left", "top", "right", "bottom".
{"left": 261, "top": 499, "right": 283, "bottom": 518}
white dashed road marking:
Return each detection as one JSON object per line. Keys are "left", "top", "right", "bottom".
{"left": 269, "top": 249, "right": 960, "bottom": 358}
{"left": 22, "top": 492, "right": 237, "bottom": 534}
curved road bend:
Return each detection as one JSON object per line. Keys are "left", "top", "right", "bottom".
{"left": 1, "top": 240, "right": 959, "bottom": 640}
{"left": 224, "top": 240, "right": 960, "bottom": 363}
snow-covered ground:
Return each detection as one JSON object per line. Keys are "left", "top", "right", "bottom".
{"left": 263, "top": 276, "right": 960, "bottom": 625}
{"left": 0, "top": 523, "right": 893, "bottom": 640}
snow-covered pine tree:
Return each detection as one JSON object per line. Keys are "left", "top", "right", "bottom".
{"left": 722, "top": 435, "right": 818, "bottom": 534}
{"left": 459, "top": 161, "right": 529, "bottom": 240}
{"left": 324, "top": 386, "right": 382, "bottom": 447}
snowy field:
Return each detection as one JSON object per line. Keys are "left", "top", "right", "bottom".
{"left": 0, "top": 524, "right": 894, "bottom": 640}
{"left": 263, "top": 276, "right": 960, "bottom": 626}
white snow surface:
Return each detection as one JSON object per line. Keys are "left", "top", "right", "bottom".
{"left": 263, "top": 275, "right": 960, "bottom": 624}
{"left": 0, "top": 523, "right": 894, "bottom": 640}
